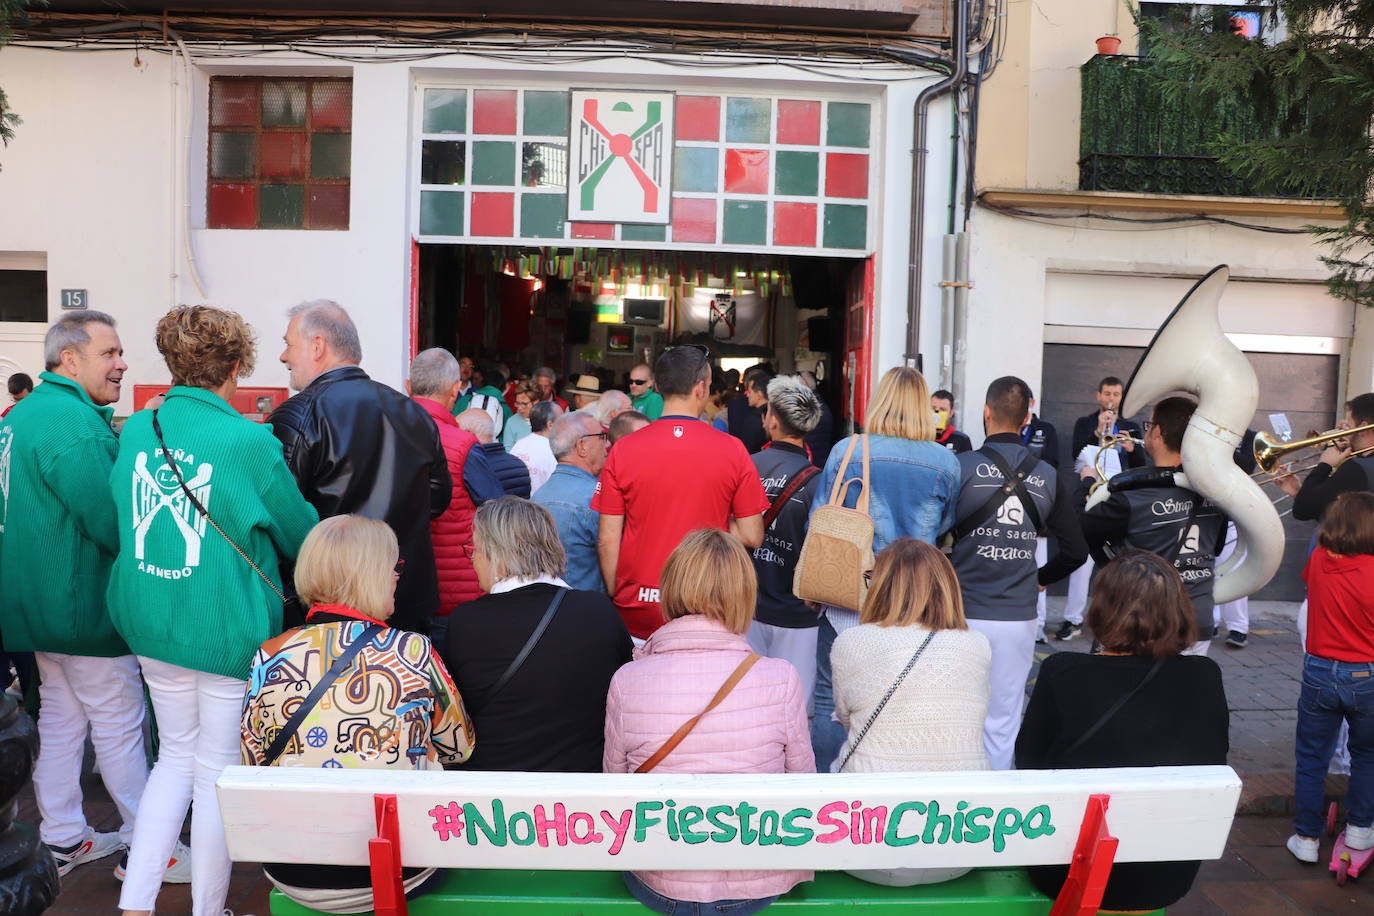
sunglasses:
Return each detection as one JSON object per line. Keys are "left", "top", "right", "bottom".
{"left": 629, "top": 378, "right": 650, "bottom": 386}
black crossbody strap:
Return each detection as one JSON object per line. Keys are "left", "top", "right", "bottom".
{"left": 481, "top": 587, "right": 567, "bottom": 711}
{"left": 836, "top": 630, "right": 936, "bottom": 772}
{"left": 263, "top": 622, "right": 382, "bottom": 765}
{"left": 763, "top": 465, "right": 820, "bottom": 529}
{"left": 951, "top": 447, "right": 1045, "bottom": 540}
{"left": 1062, "top": 658, "right": 1165, "bottom": 757}
{"left": 150, "top": 409, "right": 286, "bottom": 601}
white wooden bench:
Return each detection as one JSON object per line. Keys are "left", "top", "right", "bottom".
{"left": 217, "top": 765, "right": 1241, "bottom": 916}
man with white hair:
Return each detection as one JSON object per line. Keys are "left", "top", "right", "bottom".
{"left": 747, "top": 376, "right": 825, "bottom": 697}
{"left": 458, "top": 407, "right": 531, "bottom": 498}
{"left": 589, "top": 389, "right": 631, "bottom": 428}
{"left": 407, "top": 349, "right": 504, "bottom": 638}
{"left": 270, "top": 300, "right": 452, "bottom": 633}
{"left": 534, "top": 412, "right": 610, "bottom": 592}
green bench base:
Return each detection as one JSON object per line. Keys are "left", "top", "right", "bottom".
{"left": 267, "top": 868, "right": 1165, "bottom": 915}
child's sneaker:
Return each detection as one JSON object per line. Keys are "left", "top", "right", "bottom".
{"left": 1346, "top": 823, "right": 1374, "bottom": 851}
{"left": 1286, "top": 833, "right": 1319, "bottom": 863}
{"left": 114, "top": 841, "right": 193, "bottom": 884}
{"left": 47, "top": 827, "right": 124, "bottom": 877}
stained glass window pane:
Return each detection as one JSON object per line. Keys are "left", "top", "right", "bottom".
{"left": 261, "top": 81, "right": 308, "bottom": 128}
{"left": 210, "top": 132, "right": 256, "bottom": 180}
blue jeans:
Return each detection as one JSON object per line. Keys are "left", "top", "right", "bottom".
{"left": 622, "top": 872, "right": 778, "bottom": 916}
{"left": 1294, "top": 654, "right": 1374, "bottom": 838}
{"left": 809, "top": 614, "right": 844, "bottom": 771}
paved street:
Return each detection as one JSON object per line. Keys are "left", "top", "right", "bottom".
{"left": 20, "top": 603, "right": 1374, "bottom": 914}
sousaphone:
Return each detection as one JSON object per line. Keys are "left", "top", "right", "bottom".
{"left": 1121, "top": 265, "right": 1284, "bottom": 604}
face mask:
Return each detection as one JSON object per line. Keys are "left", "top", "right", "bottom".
{"left": 932, "top": 409, "right": 949, "bottom": 433}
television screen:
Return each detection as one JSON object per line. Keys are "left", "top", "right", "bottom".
{"left": 624, "top": 298, "right": 665, "bottom": 325}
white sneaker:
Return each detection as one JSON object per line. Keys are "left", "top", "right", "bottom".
{"left": 1287, "top": 833, "right": 1319, "bottom": 863}
{"left": 1346, "top": 823, "right": 1374, "bottom": 851}
{"left": 46, "top": 827, "right": 124, "bottom": 877}
{"left": 114, "top": 841, "right": 192, "bottom": 884}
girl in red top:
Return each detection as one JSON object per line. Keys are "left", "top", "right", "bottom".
{"left": 1289, "top": 491, "right": 1374, "bottom": 863}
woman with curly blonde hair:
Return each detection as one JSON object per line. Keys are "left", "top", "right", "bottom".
{"left": 108, "top": 305, "right": 318, "bottom": 916}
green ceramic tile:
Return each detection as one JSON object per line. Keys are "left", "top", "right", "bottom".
{"left": 311, "top": 133, "right": 351, "bottom": 179}
{"left": 775, "top": 150, "right": 819, "bottom": 197}
{"left": 421, "top": 190, "right": 465, "bottom": 235}
{"left": 823, "top": 203, "right": 867, "bottom": 249}
{"left": 723, "top": 199, "right": 766, "bottom": 245}
{"left": 726, "top": 97, "right": 771, "bottom": 143}
{"left": 423, "top": 89, "right": 467, "bottom": 134}
{"left": 259, "top": 184, "right": 304, "bottom": 229}
{"left": 827, "top": 102, "right": 871, "bottom": 148}
{"left": 210, "top": 132, "right": 255, "bottom": 180}
{"left": 472, "top": 141, "right": 517, "bottom": 186}
{"left": 621, "top": 224, "right": 666, "bottom": 241}
{"left": 523, "top": 90, "right": 570, "bottom": 136}
{"left": 673, "top": 147, "right": 718, "bottom": 193}
{"left": 521, "top": 193, "right": 566, "bottom": 239}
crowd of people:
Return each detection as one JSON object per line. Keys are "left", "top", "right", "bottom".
{"left": 0, "top": 302, "right": 1369, "bottom": 916}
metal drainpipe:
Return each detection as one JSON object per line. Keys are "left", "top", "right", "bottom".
{"left": 905, "top": 0, "right": 969, "bottom": 369}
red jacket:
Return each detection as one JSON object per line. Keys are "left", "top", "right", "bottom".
{"left": 417, "top": 398, "right": 483, "bottom": 613}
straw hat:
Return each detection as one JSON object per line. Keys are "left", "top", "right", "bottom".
{"left": 565, "top": 374, "right": 603, "bottom": 399}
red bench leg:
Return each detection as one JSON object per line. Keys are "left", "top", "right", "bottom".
{"left": 370, "top": 794, "right": 409, "bottom": 916}
{"left": 1049, "top": 794, "right": 1118, "bottom": 916}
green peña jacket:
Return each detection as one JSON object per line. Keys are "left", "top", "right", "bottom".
{"left": 632, "top": 388, "right": 664, "bottom": 421}
{"left": 106, "top": 385, "right": 319, "bottom": 681}
{"left": 0, "top": 372, "right": 128, "bottom": 656}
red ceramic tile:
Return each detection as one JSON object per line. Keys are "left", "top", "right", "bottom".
{"left": 473, "top": 90, "right": 518, "bottom": 135}
{"left": 311, "top": 81, "right": 352, "bottom": 129}
{"left": 571, "top": 222, "right": 616, "bottom": 240}
{"left": 826, "top": 152, "right": 869, "bottom": 199}
{"left": 307, "top": 184, "right": 350, "bottom": 230}
{"left": 260, "top": 132, "right": 307, "bottom": 179}
{"left": 671, "top": 197, "right": 717, "bottom": 244}
{"left": 776, "top": 99, "right": 821, "bottom": 145}
{"left": 773, "top": 201, "right": 817, "bottom": 247}
{"left": 724, "top": 149, "right": 770, "bottom": 194}
{"left": 675, "top": 96, "right": 721, "bottom": 142}
{"left": 471, "top": 191, "right": 515, "bottom": 236}
{"left": 211, "top": 80, "right": 259, "bottom": 127}
{"left": 208, "top": 184, "right": 257, "bottom": 229}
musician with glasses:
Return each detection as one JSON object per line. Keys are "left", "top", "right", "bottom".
{"left": 1274, "top": 393, "right": 1374, "bottom": 521}
{"left": 593, "top": 345, "right": 769, "bottom": 641}
{"left": 1079, "top": 396, "right": 1228, "bottom": 656}
{"left": 627, "top": 363, "right": 664, "bottom": 420}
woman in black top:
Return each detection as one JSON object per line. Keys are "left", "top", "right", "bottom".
{"left": 1016, "top": 550, "right": 1229, "bottom": 912}
{"left": 443, "top": 497, "right": 632, "bottom": 772}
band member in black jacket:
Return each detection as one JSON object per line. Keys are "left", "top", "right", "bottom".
{"left": 1070, "top": 376, "right": 1146, "bottom": 472}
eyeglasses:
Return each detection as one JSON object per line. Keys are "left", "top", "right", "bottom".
{"left": 461, "top": 544, "right": 480, "bottom": 560}
{"left": 580, "top": 431, "right": 609, "bottom": 441}
{"left": 1142, "top": 421, "right": 1155, "bottom": 434}
{"left": 628, "top": 378, "right": 650, "bottom": 386}
{"left": 393, "top": 559, "right": 406, "bottom": 577}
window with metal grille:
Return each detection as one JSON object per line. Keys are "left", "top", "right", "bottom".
{"left": 207, "top": 77, "right": 351, "bottom": 230}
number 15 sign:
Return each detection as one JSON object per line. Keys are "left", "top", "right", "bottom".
{"left": 568, "top": 90, "right": 674, "bottom": 225}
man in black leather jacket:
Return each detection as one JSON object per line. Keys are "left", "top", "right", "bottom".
{"left": 269, "top": 300, "right": 451, "bottom": 632}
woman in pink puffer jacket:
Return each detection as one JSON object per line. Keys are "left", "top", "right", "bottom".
{"left": 603, "top": 528, "right": 814, "bottom": 915}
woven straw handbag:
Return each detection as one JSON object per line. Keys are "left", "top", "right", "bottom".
{"left": 793, "top": 434, "right": 875, "bottom": 611}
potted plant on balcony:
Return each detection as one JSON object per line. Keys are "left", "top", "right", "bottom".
{"left": 1096, "top": 34, "right": 1122, "bottom": 55}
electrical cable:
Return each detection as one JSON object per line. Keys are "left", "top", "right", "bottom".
{"left": 977, "top": 198, "right": 1315, "bottom": 234}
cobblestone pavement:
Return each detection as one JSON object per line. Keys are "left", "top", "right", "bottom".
{"left": 22, "top": 602, "right": 1374, "bottom": 914}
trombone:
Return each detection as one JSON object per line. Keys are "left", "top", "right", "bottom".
{"left": 1253, "top": 423, "right": 1374, "bottom": 477}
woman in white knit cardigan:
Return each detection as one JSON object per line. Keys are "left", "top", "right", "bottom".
{"left": 830, "top": 538, "right": 992, "bottom": 887}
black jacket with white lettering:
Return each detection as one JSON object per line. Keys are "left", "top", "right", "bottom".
{"left": 750, "top": 442, "right": 822, "bottom": 628}
{"left": 948, "top": 434, "right": 1088, "bottom": 622}
{"left": 1078, "top": 472, "right": 1227, "bottom": 635}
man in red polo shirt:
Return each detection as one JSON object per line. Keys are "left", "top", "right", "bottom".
{"left": 593, "top": 345, "right": 768, "bottom": 639}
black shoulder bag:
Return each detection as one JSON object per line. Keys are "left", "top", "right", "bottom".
{"left": 261, "top": 623, "right": 382, "bottom": 765}
{"left": 476, "top": 587, "right": 568, "bottom": 713}
{"left": 949, "top": 446, "right": 1046, "bottom": 541}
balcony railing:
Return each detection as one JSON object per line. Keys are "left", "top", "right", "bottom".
{"left": 1078, "top": 54, "right": 1337, "bottom": 199}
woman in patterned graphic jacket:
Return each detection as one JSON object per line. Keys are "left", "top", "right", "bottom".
{"left": 242, "top": 514, "right": 474, "bottom": 914}
{"left": 109, "top": 306, "right": 318, "bottom": 916}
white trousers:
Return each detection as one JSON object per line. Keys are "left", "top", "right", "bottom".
{"left": 118, "top": 657, "right": 246, "bottom": 916}
{"left": 32, "top": 652, "right": 148, "bottom": 847}
{"left": 1213, "top": 523, "right": 1249, "bottom": 635}
{"left": 966, "top": 617, "right": 1039, "bottom": 771}
{"left": 1034, "top": 539, "right": 1048, "bottom": 630}
{"left": 1062, "top": 558, "right": 1094, "bottom": 626}
{"left": 746, "top": 620, "right": 819, "bottom": 714}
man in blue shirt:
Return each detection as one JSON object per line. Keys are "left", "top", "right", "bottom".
{"left": 533, "top": 411, "right": 608, "bottom": 591}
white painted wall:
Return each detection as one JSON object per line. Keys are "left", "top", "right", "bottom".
{"left": 960, "top": 207, "right": 1359, "bottom": 445}
{"left": 0, "top": 43, "right": 947, "bottom": 416}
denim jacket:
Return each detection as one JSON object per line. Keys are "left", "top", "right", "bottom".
{"left": 532, "top": 464, "right": 605, "bottom": 593}
{"left": 810, "top": 434, "right": 961, "bottom": 552}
